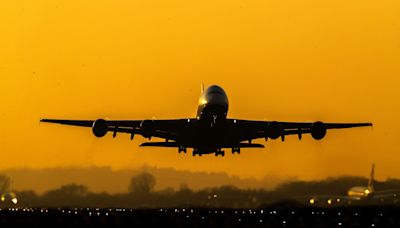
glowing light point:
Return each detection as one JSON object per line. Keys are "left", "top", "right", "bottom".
{"left": 11, "top": 197, "right": 18, "bottom": 205}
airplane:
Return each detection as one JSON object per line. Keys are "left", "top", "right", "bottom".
{"left": 308, "top": 164, "right": 400, "bottom": 205}
{"left": 41, "top": 84, "right": 372, "bottom": 157}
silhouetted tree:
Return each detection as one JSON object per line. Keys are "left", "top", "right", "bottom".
{"left": 55, "top": 184, "right": 89, "bottom": 196}
{"left": 0, "top": 175, "right": 10, "bottom": 193}
{"left": 42, "top": 184, "right": 89, "bottom": 207}
{"left": 128, "top": 172, "right": 156, "bottom": 194}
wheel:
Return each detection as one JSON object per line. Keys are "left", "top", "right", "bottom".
{"left": 215, "top": 151, "right": 225, "bottom": 156}
{"left": 231, "top": 147, "right": 240, "bottom": 154}
{"left": 192, "top": 149, "right": 199, "bottom": 156}
{"left": 179, "top": 146, "right": 187, "bottom": 154}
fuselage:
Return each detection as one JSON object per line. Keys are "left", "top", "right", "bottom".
{"left": 193, "top": 85, "right": 229, "bottom": 154}
{"left": 347, "top": 186, "right": 374, "bottom": 199}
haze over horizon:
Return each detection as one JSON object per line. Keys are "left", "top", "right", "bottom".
{"left": 1, "top": 0, "right": 399, "bottom": 185}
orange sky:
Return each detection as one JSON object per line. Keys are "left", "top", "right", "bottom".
{"left": 0, "top": 0, "right": 399, "bottom": 181}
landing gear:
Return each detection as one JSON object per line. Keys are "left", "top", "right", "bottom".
{"left": 192, "top": 149, "right": 202, "bottom": 156}
{"left": 178, "top": 146, "right": 187, "bottom": 154}
{"left": 231, "top": 147, "right": 240, "bottom": 154}
{"left": 215, "top": 149, "right": 225, "bottom": 157}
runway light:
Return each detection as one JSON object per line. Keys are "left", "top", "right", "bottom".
{"left": 11, "top": 197, "right": 18, "bottom": 205}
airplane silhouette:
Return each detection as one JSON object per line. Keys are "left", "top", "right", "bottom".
{"left": 41, "top": 85, "right": 372, "bottom": 156}
{"left": 308, "top": 164, "right": 400, "bottom": 205}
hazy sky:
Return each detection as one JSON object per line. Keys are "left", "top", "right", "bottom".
{"left": 1, "top": 0, "right": 399, "bottom": 181}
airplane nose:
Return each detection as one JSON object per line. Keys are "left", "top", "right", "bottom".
{"left": 198, "top": 85, "right": 229, "bottom": 109}
{"left": 206, "top": 93, "right": 228, "bottom": 107}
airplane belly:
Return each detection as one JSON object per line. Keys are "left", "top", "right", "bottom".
{"left": 194, "top": 121, "right": 227, "bottom": 151}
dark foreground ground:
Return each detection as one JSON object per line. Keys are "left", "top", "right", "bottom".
{"left": 0, "top": 204, "right": 399, "bottom": 227}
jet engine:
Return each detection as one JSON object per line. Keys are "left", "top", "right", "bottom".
{"left": 92, "top": 119, "right": 108, "bottom": 137}
{"left": 265, "top": 121, "right": 282, "bottom": 140}
{"left": 140, "top": 120, "right": 155, "bottom": 138}
{"left": 311, "top": 121, "right": 327, "bottom": 140}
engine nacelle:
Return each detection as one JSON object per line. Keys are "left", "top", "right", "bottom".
{"left": 265, "top": 121, "right": 282, "bottom": 140}
{"left": 140, "top": 120, "right": 155, "bottom": 138}
{"left": 92, "top": 119, "right": 108, "bottom": 137}
{"left": 311, "top": 121, "right": 327, "bottom": 140}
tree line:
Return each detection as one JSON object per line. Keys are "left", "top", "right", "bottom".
{"left": 1, "top": 172, "right": 400, "bottom": 208}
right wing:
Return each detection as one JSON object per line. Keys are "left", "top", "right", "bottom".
{"left": 373, "top": 190, "right": 400, "bottom": 199}
{"left": 40, "top": 118, "right": 196, "bottom": 142}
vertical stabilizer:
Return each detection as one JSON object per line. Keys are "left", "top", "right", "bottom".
{"left": 368, "top": 163, "right": 375, "bottom": 190}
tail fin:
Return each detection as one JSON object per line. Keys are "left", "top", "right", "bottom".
{"left": 368, "top": 163, "right": 375, "bottom": 190}
{"left": 201, "top": 83, "right": 204, "bottom": 93}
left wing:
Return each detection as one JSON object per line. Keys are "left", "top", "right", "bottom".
{"left": 228, "top": 119, "right": 372, "bottom": 142}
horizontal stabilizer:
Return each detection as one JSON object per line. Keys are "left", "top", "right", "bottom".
{"left": 237, "top": 143, "right": 264, "bottom": 148}
{"left": 140, "top": 142, "right": 179, "bottom": 147}
{"left": 140, "top": 142, "right": 265, "bottom": 148}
